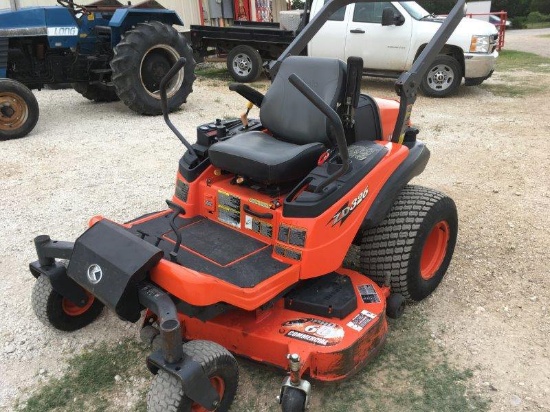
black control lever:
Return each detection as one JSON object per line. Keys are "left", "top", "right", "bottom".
{"left": 160, "top": 58, "right": 198, "bottom": 159}
{"left": 288, "top": 74, "right": 351, "bottom": 193}
{"left": 166, "top": 200, "right": 186, "bottom": 263}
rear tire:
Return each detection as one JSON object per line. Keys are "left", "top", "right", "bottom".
{"left": 147, "top": 340, "right": 238, "bottom": 412}
{"left": 227, "top": 45, "right": 263, "bottom": 83}
{"left": 0, "top": 79, "right": 39, "bottom": 140}
{"left": 72, "top": 82, "right": 119, "bottom": 102}
{"left": 31, "top": 275, "right": 104, "bottom": 331}
{"left": 360, "top": 185, "right": 458, "bottom": 301}
{"left": 111, "top": 21, "right": 196, "bottom": 115}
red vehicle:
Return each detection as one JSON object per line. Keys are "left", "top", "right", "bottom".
{"left": 28, "top": 1, "right": 464, "bottom": 410}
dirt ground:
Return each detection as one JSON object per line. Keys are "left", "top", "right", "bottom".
{"left": 1, "top": 31, "right": 549, "bottom": 411}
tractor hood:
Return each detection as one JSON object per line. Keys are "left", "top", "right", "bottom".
{"left": 0, "top": 7, "right": 78, "bottom": 38}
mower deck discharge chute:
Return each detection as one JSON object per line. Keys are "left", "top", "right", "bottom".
{"left": 29, "top": 1, "right": 465, "bottom": 410}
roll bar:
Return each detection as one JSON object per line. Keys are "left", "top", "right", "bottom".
{"left": 269, "top": 0, "right": 467, "bottom": 143}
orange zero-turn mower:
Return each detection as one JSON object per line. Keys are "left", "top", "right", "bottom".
{"left": 28, "top": 1, "right": 466, "bottom": 410}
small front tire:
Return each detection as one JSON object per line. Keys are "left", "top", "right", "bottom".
{"left": 0, "top": 79, "right": 39, "bottom": 140}
{"left": 31, "top": 275, "right": 104, "bottom": 331}
{"left": 280, "top": 387, "right": 307, "bottom": 412}
{"left": 147, "top": 340, "right": 238, "bottom": 412}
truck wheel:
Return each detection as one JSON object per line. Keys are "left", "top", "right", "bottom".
{"left": 420, "top": 55, "right": 462, "bottom": 98}
{"left": 147, "top": 340, "right": 238, "bottom": 412}
{"left": 72, "top": 82, "right": 119, "bottom": 102}
{"left": 227, "top": 45, "right": 263, "bottom": 83}
{"left": 360, "top": 185, "right": 458, "bottom": 301}
{"left": 0, "top": 79, "right": 39, "bottom": 140}
{"left": 31, "top": 275, "right": 104, "bottom": 331}
{"left": 280, "top": 387, "right": 306, "bottom": 412}
{"left": 111, "top": 21, "right": 196, "bottom": 115}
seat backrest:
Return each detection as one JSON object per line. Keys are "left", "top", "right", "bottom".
{"left": 260, "top": 56, "right": 346, "bottom": 146}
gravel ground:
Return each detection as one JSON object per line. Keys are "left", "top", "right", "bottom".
{"left": 1, "top": 36, "right": 549, "bottom": 411}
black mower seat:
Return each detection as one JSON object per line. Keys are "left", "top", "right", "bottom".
{"left": 209, "top": 131, "right": 325, "bottom": 184}
{"left": 209, "top": 56, "right": 346, "bottom": 185}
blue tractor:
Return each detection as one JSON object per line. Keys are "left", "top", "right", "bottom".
{"left": 0, "top": 0, "right": 196, "bottom": 140}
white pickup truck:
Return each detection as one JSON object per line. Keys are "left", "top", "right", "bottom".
{"left": 191, "top": 0, "right": 499, "bottom": 97}
{"left": 309, "top": 1, "right": 499, "bottom": 96}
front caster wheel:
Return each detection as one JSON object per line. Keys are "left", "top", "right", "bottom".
{"left": 147, "top": 340, "right": 238, "bottom": 412}
{"left": 31, "top": 275, "right": 104, "bottom": 331}
{"left": 386, "top": 293, "right": 405, "bottom": 319}
{"left": 280, "top": 387, "right": 307, "bottom": 412}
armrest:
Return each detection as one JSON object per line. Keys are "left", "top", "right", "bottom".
{"left": 228, "top": 83, "right": 264, "bottom": 108}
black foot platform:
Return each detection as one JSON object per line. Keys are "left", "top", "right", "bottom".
{"left": 128, "top": 213, "right": 289, "bottom": 288}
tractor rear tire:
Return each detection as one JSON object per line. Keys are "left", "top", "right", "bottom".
{"left": 111, "top": 21, "right": 196, "bottom": 115}
{"left": 0, "top": 79, "right": 39, "bottom": 140}
{"left": 147, "top": 340, "right": 238, "bottom": 412}
{"left": 31, "top": 275, "right": 104, "bottom": 332}
{"left": 72, "top": 82, "right": 119, "bottom": 102}
{"left": 360, "top": 185, "right": 458, "bottom": 301}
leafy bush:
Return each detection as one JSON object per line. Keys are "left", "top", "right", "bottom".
{"left": 531, "top": 0, "right": 550, "bottom": 15}
{"left": 511, "top": 16, "right": 527, "bottom": 28}
{"left": 526, "top": 11, "right": 550, "bottom": 22}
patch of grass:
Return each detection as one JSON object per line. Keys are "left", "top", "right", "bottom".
{"left": 537, "top": 34, "right": 550, "bottom": 38}
{"left": 496, "top": 50, "right": 550, "bottom": 73}
{"left": 195, "top": 66, "right": 232, "bottom": 81}
{"left": 526, "top": 21, "right": 550, "bottom": 29}
{"left": 20, "top": 312, "right": 489, "bottom": 411}
{"left": 482, "top": 81, "right": 546, "bottom": 97}
{"left": 21, "top": 340, "right": 149, "bottom": 412}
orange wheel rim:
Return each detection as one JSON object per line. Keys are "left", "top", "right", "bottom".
{"left": 62, "top": 292, "right": 95, "bottom": 316}
{"left": 191, "top": 376, "right": 225, "bottom": 411}
{"left": 0, "top": 92, "right": 28, "bottom": 131}
{"left": 420, "top": 221, "right": 450, "bottom": 280}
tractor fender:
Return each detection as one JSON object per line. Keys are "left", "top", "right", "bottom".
{"left": 109, "top": 9, "right": 184, "bottom": 46}
{"left": 361, "top": 140, "right": 430, "bottom": 230}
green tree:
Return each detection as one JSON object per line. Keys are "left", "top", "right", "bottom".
{"left": 417, "top": 0, "right": 456, "bottom": 14}
{"left": 492, "top": 0, "right": 532, "bottom": 18}
{"left": 530, "top": 0, "right": 550, "bottom": 14}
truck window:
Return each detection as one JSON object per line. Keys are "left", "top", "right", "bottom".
{"left": 352, "top": 2, "right": 396, "bottom": 23}
{"left": 322, "top": 0, "right": 346, "bottom": 21}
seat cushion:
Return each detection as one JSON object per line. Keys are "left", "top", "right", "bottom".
{"left": 209, "top": 131, "right": 325, "bottom": 185}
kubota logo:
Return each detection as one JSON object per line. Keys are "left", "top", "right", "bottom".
{"left": 87, "top": 264, "right": 103, "bottom": 284}
{"left": 330, "top": 186, "right": 369, "bottom": 226}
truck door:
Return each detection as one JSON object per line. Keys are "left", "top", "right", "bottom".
{"left": 308, "top": 0, "right": 350, "bottom": 60}
{"left": 344, "top": 2, "right": 413, "bottom": 71}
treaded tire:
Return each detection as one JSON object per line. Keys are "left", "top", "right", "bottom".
{"left": 420, "top": 55, "right": 462, "bottom": 98}
{"left": 226, "top": 45, "right": 263, "bottom": 83}
{"left": 72, "top": 82, "right": 119, "bottom": 102}
{"left": 360, "top": 185, "right": 458, "bottom": 301}
{"left": 147, "top": 340, "right": 238, "bottom": 412}
{"left": 31, "top": 275, "right": 104, "bottom": 331}
{"left": 0, "top": 79, "right": 39, "bottom": 140}
{"left": 280, "top": 387, "right": 306, "bottom": 412}
{"left": 110, "top": 21, "right": 196, "bottom": 115}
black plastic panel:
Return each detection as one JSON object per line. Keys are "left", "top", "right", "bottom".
{"left": 284, "top": 273, "right": 357, "bottom": 319}
{"left": 67, "top": 220, "right": 163, "bottom": 322}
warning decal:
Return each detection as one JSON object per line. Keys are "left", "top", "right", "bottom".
{"left": 347, "top": 310, "right": 376, "bottom": 332}
{"left": 217, "top": 190, "right": 241, "bottom": 228}
{"left": 282, "top": 318, "right": 344, "bottom": 346}
{"left": 244, "top": 214, "right": 273, "bottom": 238}
{"left": 358, "top": 284, "right": 380, "bottom": 303}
